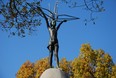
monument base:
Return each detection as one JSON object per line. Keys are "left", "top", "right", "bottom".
{"left": 40, "top": 68, "right": 69, "bottom": 78}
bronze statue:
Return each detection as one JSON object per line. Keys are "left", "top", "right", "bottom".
{"left": 38, "top": 7, "right": 79, "bottom": 68}
{"left": 27, "top": 2, "right": 79, "bottom": 68}
{"left": 47, "top": 19, "right": 67, "bottom": 68}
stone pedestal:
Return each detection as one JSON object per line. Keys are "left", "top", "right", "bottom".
{"left": 40, "top": 68, "right": 69, "bottom": 78}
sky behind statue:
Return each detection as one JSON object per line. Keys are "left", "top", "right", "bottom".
{"left": 0, "top": 0, "right": 116, "bottom": 78}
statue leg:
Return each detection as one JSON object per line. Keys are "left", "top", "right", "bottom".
{"left": 47, "top": 45, "right": 53, "bottom": 68}
{"left": 54, "top": 44, "right": 59, "bottom": 68}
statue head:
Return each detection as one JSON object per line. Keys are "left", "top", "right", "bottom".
{"left": 50, "top": 19, "right": 56, "bottom": 28}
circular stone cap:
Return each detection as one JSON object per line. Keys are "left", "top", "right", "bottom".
{"left": 40, "top": 68, "right": 69, "bottom": 78}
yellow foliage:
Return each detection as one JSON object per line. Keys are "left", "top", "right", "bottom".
{"left": 111, "top": 65, "right": 116, "bottom": 78}
{"left": 34, "top": 57, "right": 50, "bottom": 78}
{"left": 59, "top": 58, "right": 71, "bottom": 73}
{"left": 16, "top": 58, "right": 50, "bottom": 78}
{"left": 16, "top": 61, "right": 34, "bottom": 78}
{"left": 71, "top": 44, "right": 114, "bottom": 78}
{"left": 16, "top": 44, "right": 115, "bottom": 78}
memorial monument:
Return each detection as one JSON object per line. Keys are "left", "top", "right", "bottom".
{"left": 34, "top": 1, "right": 79, "bottom": 68}
{"left": 33, "top": 1, "right": 79, "bottom": 78}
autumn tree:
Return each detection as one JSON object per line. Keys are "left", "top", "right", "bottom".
{"left": 34, "top": 57, "right": 50, "bottom": 78}
{"left": 16, "top": 61, "right": 34, "bottom": 78}
{"left": 16, "top": 57, "right": 50, "bottom": 78}
{"left": 16, "top": 44, "right": 115, "bottom": 78}
{"left": 59, "top": 58, "right": 71, "bottom": 74}
{"left": 111, "top": 64, "right": 116, "bottom": 78}
{"left": 71, "top": 44, "right": 114, "bottom": 78}
{"left": 0, "top": 0, "right": 105, "bottom": 37}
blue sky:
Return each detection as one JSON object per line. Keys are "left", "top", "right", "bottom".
{"left": 0, "top": 0, "right": 116, "bottom": 78}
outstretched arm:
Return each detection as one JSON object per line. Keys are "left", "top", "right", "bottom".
{"left": 37, "top": 7, "right": 50, "bottom": 28}
{"left": 57, "top": 20, "right": 67, "bottom": 30}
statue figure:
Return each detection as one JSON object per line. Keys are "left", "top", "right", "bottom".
{"left": 47, "top": 19, "right": 67, "bottom": 68}
{"left": 27, "top": 2, "right": 79, "bottom": 68}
